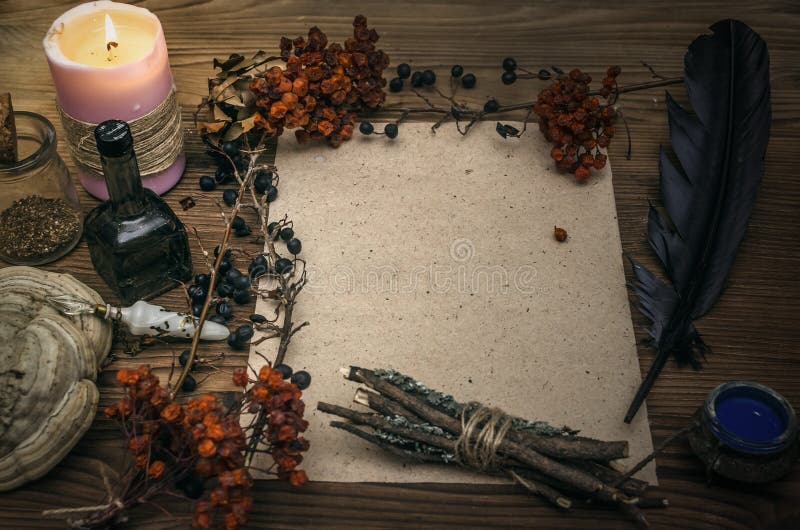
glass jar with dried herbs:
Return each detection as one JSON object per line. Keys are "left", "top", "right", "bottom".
{"left": 0, "top": 111, "right": 83, "bottom": 265}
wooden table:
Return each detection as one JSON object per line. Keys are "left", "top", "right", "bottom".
{"left": 1, "top": 1, "right": 799, "bottom": 528}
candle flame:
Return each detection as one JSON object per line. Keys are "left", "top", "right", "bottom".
{"left": 104, "top": 14, "right": 118, "bottom": 44}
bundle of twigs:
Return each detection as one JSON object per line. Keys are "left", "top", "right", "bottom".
{"left": 318, "top": 367, "right": 667, "bottom": 527}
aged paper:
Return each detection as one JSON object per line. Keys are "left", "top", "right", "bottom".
{"left": 248, "top": 122, "right": 656, "bottom": 483}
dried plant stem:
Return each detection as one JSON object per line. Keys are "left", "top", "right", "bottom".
{"left": 612, "top": 422, "right": 698, "bottom": 487}
{"left": 375, "top": 76, "right": 684, "bottom": 122}
{"left": 170, "top": 145, "right": 259, "bottom": 396}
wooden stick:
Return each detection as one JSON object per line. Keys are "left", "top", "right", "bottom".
{"left": 330, "top": 420, "right": 445, "bottom": 464}
{"left": 0, "top": 92, "right": 17, "bottom": 164}
{"left": 573, "top": 461, "right": 649, "bottom": 497}
{"left": 612, "top": 422, "right": 697, "bottom": 487}
{"left": 354, "top": 387, "right": 425, "bottom": 423}
{"left": 509, "top": 470, "right": 572, "bottom": 509}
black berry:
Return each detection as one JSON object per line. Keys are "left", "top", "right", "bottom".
{"left": 421, "top": 69, "right": 436, "bottom": 85}
{"left": 249, "top": 255, "right": 268, "bottom": 277}
{"left": 187, "top": 284, "right": 198, "bottom": 298}
{"left": 215, "top": 166, "right": 232, "bottom": 184}
{"left": 227, "top": 334, "right": 242, "bottom": 349}
{"left": 410, "top": 71, "right": 423, "bottom": 87}
{"left": 290, "top": 370, "right": 311, "bottom": 390}
{"left": 389, "top": 77, "right": 403, "bottom": 92}
{"left": 235, "top": 324, "right": 254, "bottom": 342}
{"left": 225, "top": 268, "right": 242, "bottom": 283}
{"left": 279, "top": 227, "right": 294, "bottom": 241}
{"left": 275, "top": 258, "right": 293, "bottom": 274}
{"left": 181, "top": 374, "right": 197, "bottom": 392}
{"left": 179, "top": 349, "right": 198, "bottom": 370}
{"left": 235, "top": 227, "right": 251, "bottom": 237}
{"left": 195, "top": 273, "right": 210, "bottom": 289}
{"left": 233, "top": 290, "right": 250, "bottom": 304}
{"left": 216, "top": 282, "right": 234, "bottom": 298}
{"left": 209, "top": 314, "right": 227, "bottom": 325}
{"left": 191, "top": 286, "right": 207, "bottom": 304}
{"left": 222, "top": 189, "right": 237, "bottom": 206}
{"left": 199, "top": 176, "right": 216, "bottom": 191}
{"left": 254, "top": 170, "right": 272, "bottom": 194}
{"left": 218, "top": 260, "right": 232, "bottom": 274}
{"left": 192, "top": 303, "right": 203, "bottom": 317}
{"left": 232, "top": 274, "right": 250, "bottom": 291}
{"left": 384, "top": 123, "right": 399, "bottom": 139}
{"left": 233, "top": 155, "right": 247, "bottom": 173}
{"left": 265, "top": 185, "right": 278, "bottom": 203}
{"left": 214, "top": 245, "right": 232, "bottom": 259}
{"left": 461, "top": 73, "right": 476, "bottom": 89}
{"left": 396, "top": 63, "right": 411, "bottom": 79}
{"left": 274, "top": 364, "right": 293, "bottom": 379}
{"left": 286, "top": 238, "right": 302, "bottom": 255}
{"left": 483, "top": 99, "right": 500, "bottom": 113}
{"left": 267, "top": 222, "right": 280, "bottom": 240}
{"left": 451, "top": 64, "right": 463, "bottom": 77}
{"left": 359, "top": 121, "right": 374, "bottom": 135}
{"left": 216, "top": 301, "right": 232, "bottom": 320}
{"left": 249, "top": 313, "right": 267, "bottom": 323}
{"left": 502, "top": 57, "right": 517, "bottom": 72}
{"left": 501, "top": 70, "right": 517, "bottom": 85}
{"left": 222, "top": 141, "right": 240, "bottom": 157}
{"left": 231, "top": 216, "right": 246, "bottom": 230}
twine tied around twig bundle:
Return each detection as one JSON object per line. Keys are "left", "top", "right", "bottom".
{"left": 57, "top": 90, "right": 183, "bottom": 175}
{"left": 453, "top": 403, "right": 513, "bottom": 471}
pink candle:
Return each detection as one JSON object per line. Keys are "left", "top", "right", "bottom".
{"left": 43, "top": 1, "right": 184, "bottom": 200}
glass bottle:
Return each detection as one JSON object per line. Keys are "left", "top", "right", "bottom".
{"left": 84, "top": 120, "right": 192, "bottom": 304}
{"left": 0, "top": 111, "right": 82, "bottom": 265}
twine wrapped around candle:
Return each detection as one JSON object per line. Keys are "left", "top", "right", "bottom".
{"left": 56, "top": 89, "right": 182, "bottom": 176}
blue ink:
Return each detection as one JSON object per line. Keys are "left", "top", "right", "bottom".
{"left": 715, "top": 394, "right": 786, "bottom": 442}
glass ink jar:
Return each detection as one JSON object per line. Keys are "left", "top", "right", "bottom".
{"left": 0, "top": 111, "right": 82, "bottom": 265}
{"left": 689, "top": 381, "right": 798, "bottom": 483}
{"left": 84, "top": 120, "right": 192, "bottom": 304}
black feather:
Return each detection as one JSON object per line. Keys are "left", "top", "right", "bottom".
{"left": 625, "top": 19, "right": 771, "bottom": 423}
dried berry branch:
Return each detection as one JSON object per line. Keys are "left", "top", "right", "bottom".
{"left": 171, "top": 140, "right": 260, "bottom": 396}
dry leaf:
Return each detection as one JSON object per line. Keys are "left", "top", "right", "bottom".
{"left": 240, "top": 115, "right": 257, "bottom": 134}
{"left": 223, "top": 122, "right": 244, "bottom": 142}
{"left": 197, "top": 121, "right": 227, "bottom": 134}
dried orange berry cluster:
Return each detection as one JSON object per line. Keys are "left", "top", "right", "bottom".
{"left": 105, "top": 366, "right": 257, "bottom": 530}
{"left": 249, "top": 15, "right": 389, "bottom": 147}
{"left": 235, "top": 365, "right": 310, "bottom": 486}
{"left": 533, "top": 67, "right": 620, "bottom": 180}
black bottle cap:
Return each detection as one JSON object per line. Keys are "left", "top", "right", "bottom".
{"left": 94, "top": 120, "right": 133, "bottom": 157}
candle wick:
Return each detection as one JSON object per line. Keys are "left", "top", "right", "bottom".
{"left": 106, "top": 41, "right": 118, "bottom": 62}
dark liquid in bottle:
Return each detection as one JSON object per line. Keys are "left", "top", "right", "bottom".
{"left": 85, "top": 120, "right": 192, "bottom": 304}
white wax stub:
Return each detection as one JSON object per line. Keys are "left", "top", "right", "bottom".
{"left": 119, "top": 300, "right": 229, "bottom": 341}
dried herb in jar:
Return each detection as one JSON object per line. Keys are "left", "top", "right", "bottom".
{"left": 0, "top": 195, "right": 81, "bottom": 261}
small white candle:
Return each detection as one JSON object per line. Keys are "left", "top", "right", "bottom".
{"left": 43, "top": 1, "right": 185, "bottom": 199}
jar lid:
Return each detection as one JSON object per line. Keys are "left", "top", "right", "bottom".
{"left": 94, "top": 120, "right": 133, "bottom": 157}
